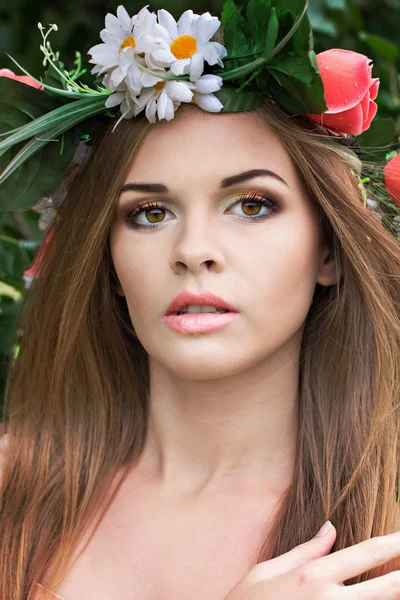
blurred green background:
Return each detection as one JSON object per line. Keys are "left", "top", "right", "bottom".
{"left": 0, "top": 0, "right": 400, "bottom": 417}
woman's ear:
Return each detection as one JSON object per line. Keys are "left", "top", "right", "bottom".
{"left": 316, "top": 244, "right": 341, "bottom": 287}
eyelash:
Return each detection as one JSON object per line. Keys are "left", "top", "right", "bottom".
{"left": 124, "top": 193, "right": 279, "bottom": 230}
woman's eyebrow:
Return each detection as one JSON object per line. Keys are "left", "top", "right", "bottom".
{"left": 119, "top": 168, "right": 289, "bottom": 196}
{"left": 220, "top": 169, "right": 289, "bottom": 188}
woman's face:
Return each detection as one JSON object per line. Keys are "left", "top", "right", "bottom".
{"left": 109, "top": 108, "right": 336, "bottom": 380}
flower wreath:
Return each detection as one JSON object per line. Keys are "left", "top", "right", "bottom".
{"left": 0, "top": 0, "right": 399, "bottom": 288}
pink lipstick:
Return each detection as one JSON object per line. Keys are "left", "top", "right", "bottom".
{"left": 163, "top": 290, "right": 240, "bottom": 334}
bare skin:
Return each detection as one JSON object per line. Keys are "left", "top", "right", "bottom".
{"left": 35, "top": 108, "right": 342, "bottom": 598}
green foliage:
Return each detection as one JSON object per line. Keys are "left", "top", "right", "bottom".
{"left": 218, "top": 0, "right": 327, "bottom": 113}
{"left": 0, "top": 78, "right": 112, "bottom": 210}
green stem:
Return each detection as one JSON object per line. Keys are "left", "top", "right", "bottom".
{"left": 215, "top": 0, "right": 309, "bottom": 82}
{"left": 0, "top": 96, "right": 107, "bottom": 151}
{"left": 6, "top": 53, "right": 110, "bottom": 99}
{"left": 216, "top": 57, "right": 266, "bottom": 81}
{"left": 223, "top": 50, "right": 263, "bottom": 61}
{"left": 0, "top": 102, "right": 109, "bottom": 186}
{"left": 39, "top": 44, "right": 81, "bottom": 93}
{"left": 135, "top": 61, "right": 191, "bottom": 81}
{"left": 0, "top": 234, "right": 19, "bottom": 245}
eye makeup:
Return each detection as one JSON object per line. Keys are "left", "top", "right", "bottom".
{"left": 121, "top": 192, "right": 280, "bottom": 231}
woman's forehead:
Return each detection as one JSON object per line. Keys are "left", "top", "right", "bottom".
{"left": 125, "top": 109, "right": 296, "bottom": 185}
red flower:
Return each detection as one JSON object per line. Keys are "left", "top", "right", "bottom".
{"left": 306, "top": 49, "right": 379, "bottom": 136}
{"left": 383, "top": 152, "right": 400, "bottom": 208}
{"left": 0, "top": 67, "right": 44, "bottom": 90}
{"left": 23, "top": 230, "right": 54, "bottom": 286}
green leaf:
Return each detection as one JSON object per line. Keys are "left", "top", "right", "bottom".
{"left": 0, "top": 95, "right": 108, "bottom": 155}
{"left": 0, "top": 77, "right": 111, "bottom": 211}
{"left": 267, "top": 55, "right": 314, "bottom": 84}
{"left": 267, "top": 67, "right": 327, "bottom": 114}
{"left": 323, "top": 0, "right": 346, "bottom": 8}
{"left": 263, "top": 8, "right": 279, "bottom": 58}
{"left": 307, "top": 5, "right": 338, "bottom": 37}
{"left": 291, "top": 5, "right": 313, "bottom": 52}
{"left": 221, "top": 0, "right": 251, "bottom": 59}
{"left": 245, "top": 0, "right": 272, "bottom": 53}
{"left": 0, "top": 295, "right": 21, "bottom": 356}
{"left": 271, "top": 0, "right": 305, "bottom": 11}
{"left": 0, "top": 112, "right": 108, "bottom": 211}
{"left": 265, "top": 1, "right": 310, "bottom": 61}
{"left": 358, "top": 32, "right": 400, "bottom": 63}
{"left": 216, "top": 84, "right": 265, "bottom": 112}
{"left": 0, "top": 237, "right": 32, "bottom": 281}
{"left": 386, "top": 150, "right": 398, "bottom": 162}
{"left": 0, "top": 77, "right": 69, "bottom": 133}
{"left": 356, "top": 118, "right": 396, "bottom": 149}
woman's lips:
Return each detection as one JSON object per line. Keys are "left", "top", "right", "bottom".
{"left": 163, "top": 312, "right": 240, "bottom": 334}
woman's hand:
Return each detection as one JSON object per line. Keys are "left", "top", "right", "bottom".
{"left": 224, "top": 521, "right": 400, "bottom": 599}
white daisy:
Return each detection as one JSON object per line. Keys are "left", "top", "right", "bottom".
{"left": 143, "top": 9, "right": 227, "bottom": 82}
{"left": 133, "top": 79, "right": 194, "bottom": 123}
{"left": 131, "top": 73, "right": 224, "bottom": 123}
{"left": 87, "top": 5, "right": 156, "bottom": 88}
{"left": 188, "top": 74, "right": 224, "bottom": 112}
{"left": 103, "top": 75, "right": 136, "bottom": 109}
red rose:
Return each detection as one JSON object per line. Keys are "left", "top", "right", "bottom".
{"left": 306, "top": 49, "right": 380, "bottom": 136}
{"left": 383, "top": 152, "right": 400, "bottom": 208}
{"left": 0, "top": 67, "right": 44, "bottom": 90}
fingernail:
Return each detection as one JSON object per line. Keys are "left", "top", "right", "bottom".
{"left": 316, "top": 520, "right": 332, "bottom": 537}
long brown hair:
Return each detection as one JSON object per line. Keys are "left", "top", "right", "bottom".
{"left": 1, "top": 101, "right": 399, "bottom": 599}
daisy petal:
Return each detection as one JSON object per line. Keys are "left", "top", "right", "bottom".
{"left": 116, "top": 5, "right": 132, "bottom": 32}
{"left": 152, "top": 48, "right": 176, "bottom": 64}
{"left": 157, "top": 9, "right": 179, "bottom": 39}
{"left": 177, "top": 10, "right": 196, "bottom": 36}
{"left": 166, "top": 81, "right": 193, "bottom": 102}
{"left": 170, "top": 58, "right": 191, "bottom": 76}
{"left": 194, "top": 92, "right": 223, "bottom": 112}
{"left": 135, "top": 6, "right": 156, "bottom": 35}
{"left": 105, "top": 91, "right": 126, "bottom": 108}
{"left": 126, "top": 71, "right": 143, "bottom": 95}
{"left": 120, "top": 97, "right": 136, "bottom": 119}
{"left": 111, "top": 68, "right": 130, "bottom": 89}
{"left": 100, "top": 30, "right": 118, "bottom": 45}
{"left": 189, "top": 52, "right": 204, "bottom": 81}
{"left": 194, "top": 13, "right": 221, "bottom": 45}
{"left": 165, "top": 98, "right": 177, "bottom": 120}
{"left": 157, "top": 90, "right": 170, "bottom": 120}
{"left": 105, "top": 13, "right": 125, "bottom": 37}
{"left": 146, "top": 97, "right": 158, "bottom": 123}
{"left": 134, "top": 87, "right": 156, "bottom": 112}
{"left": 200, "top": 42, "right": 227, "bottom": 66}
{"left": 88, "top": 43, "right": 118, "bottom": 59}
{"left": 140, "top": 71, "right": 164, "bottom": 87}
{"left": 194, "top": 74, "right": 223, "bottom": 94}
{"left": 92, "top": 64, "right": 110, "bottom": 76}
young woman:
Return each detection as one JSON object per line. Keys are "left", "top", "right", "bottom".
{"left": 0, "top": 97, "right": 399, "bottom": 599}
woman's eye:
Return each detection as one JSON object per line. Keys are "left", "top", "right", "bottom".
{"left": 228, "top": 194, "right": 278, "bottom": 219}
{"left": 125, "top": 194, "right": 278, "bottom": 230}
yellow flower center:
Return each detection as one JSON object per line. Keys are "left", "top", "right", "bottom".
{"left": 154, "top": 81, "right": 166, "bottom": 93}
{"left": 119, "top": 36, "right": 136, "bottom": 53}
{"left": 170, "top": 35, "right": 197, "bottom": 59}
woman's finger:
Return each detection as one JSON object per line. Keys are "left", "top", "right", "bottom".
{"left": 313, "top": 531, "right": 400, "bottom": 583}
{"left": 346, "top": 569, "right": 400, "bottom": 599}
